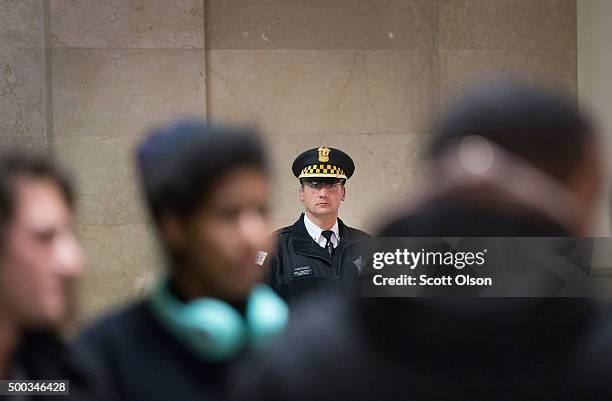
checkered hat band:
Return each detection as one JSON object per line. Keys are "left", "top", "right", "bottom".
{"left": 300, "top": 164, "right": 346, "bottom": 176}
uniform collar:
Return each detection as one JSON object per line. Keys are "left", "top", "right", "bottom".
{"left": 289, "top": 214, "right": 335, "bottom": 264}
{"left": 291, "top": 213, "right": 357, "bottom": 242}
{"left": 303, "top": 213, "right": 339, "bottom": 247}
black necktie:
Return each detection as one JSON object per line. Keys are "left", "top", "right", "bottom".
{"left": 321, "top": 230, "right": 334, "bottom": 258}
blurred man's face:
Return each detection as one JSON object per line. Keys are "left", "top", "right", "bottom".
{"left": 0, "top": 177, "right": 85, "bottom": 328}
{"left": 169, "top": 168, "right": 271, "bottom": 302}
{"left": 299, "top": 179, "right": 345, "bottom": 219}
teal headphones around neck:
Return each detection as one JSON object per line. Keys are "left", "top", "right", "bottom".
{"left": 149, "top": 279, "right": 289, "bottom": 362}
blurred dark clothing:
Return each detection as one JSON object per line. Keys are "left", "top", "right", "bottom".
{"left": 267, "top": 213, "right": 370, "bottom": 307}
{"left": 233, "top": 198, "right": 612, "bottom": 401}
{"left": 233, "top": 295, "right": 612, "bottom": 401}
{"left": 76, "top": 300, "right": 236, "bottom": 401}
{"left": 8, "top": 331, "right": 107, "bottom": 401}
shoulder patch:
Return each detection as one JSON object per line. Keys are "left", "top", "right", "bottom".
{"left": 255, "top": 251, "right": 268, "bottom": 266}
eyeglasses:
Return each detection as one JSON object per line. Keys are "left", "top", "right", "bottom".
{"left": 302, "top": 181, "right": 343, "bottom": 192}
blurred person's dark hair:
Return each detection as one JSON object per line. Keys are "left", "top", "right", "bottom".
{"left": 0, "top": 149, "right": 74, "bottom": 234}
{"left": 135, "top": 120, "right": 268, "bottom": 225}
{"left": 428, "top": 78, "right": 594, "bottom": 183}
{"left": 393, "top": 77, "right": 602, "bottom": 274}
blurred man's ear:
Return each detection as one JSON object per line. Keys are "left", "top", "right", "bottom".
{"left": 298, "top": 185, "right": 304, "bottom": 201}
{"left": 340, "top": 185, "right": 346, "bottom": 202}
{"left": 159, "top": 214, "right": 186, "bottom": 252}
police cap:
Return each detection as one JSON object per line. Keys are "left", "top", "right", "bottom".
{"left": 291, "top": 147, "right": 355, "bottom": 181}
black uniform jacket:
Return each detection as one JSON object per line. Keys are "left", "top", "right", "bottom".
{"left": 267, "top": 213, "right": 370, "bottom": 306}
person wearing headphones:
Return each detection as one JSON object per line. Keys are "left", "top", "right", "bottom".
{"left": 77, "top": 120, "right": 288, "bottom": 401}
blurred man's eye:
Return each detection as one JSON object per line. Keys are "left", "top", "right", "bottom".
{"left": 218, "top": 207, "right": 240, "bottom": 220}
{"left": 257, "top": 205, "right": 270, "bottom": 218}
{"left": 34, "top": 229, "right": 56, "bottom": 244}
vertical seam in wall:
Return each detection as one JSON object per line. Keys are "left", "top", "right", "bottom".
{"left": 433, "top": 0, "right": 439, "bottom": 121}
{"left": 42, "top": 0, "right": 54, "bottom": 151}
{"left": 203, "top": 0, "right": 210, "bottom": 118}
{"left": 574, "top": 0, "right": 579, "bottom": 105}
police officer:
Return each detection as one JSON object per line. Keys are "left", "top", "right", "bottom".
{"left": 267, "top": 146, "right": 370, "bottom": 306}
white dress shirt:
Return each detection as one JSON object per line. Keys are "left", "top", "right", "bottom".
{"left": 303, "top": 213, "right": 340, "bottom": 249}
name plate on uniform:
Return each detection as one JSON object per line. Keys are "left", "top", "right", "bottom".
{"left": 293, "top": 265, "right": 313, "bottom": 278}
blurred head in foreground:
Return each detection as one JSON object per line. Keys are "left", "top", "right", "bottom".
{"left": 136, "top": 120, "right": 271, "bottom": 302}
{"left": 423, "top": 78, "right": 603, "bottom": 235}
{"left": 0, "top": 151, "right": 84, "bottom": 330}
{"left": 72, "top": 122, "right": 281, "bottom": 399}
{"left": 231, "top": 80, "right": 611, "bottom": 401}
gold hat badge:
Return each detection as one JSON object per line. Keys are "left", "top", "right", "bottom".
{"left": 317, "top": 147, "right": 330, "bottom": 162}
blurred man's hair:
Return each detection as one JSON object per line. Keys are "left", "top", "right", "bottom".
{"left": 136, "top": 120, "right": 268, "bottom": 224}
{"left": 0, "top": 150, "right": 74, "bottom": 232}
{"left": 428, "top": 79, "right": 595, "bottom": 182}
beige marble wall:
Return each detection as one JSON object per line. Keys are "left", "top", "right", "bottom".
{"left": 0, "top": 1, "right": 578, "bottom": 316}
{"left": 206, "top": 0, "right": 436, "bottom": 232}
{"left": 438, "top": 0, "right": 577, "bottom": 107}
{"left": 47, "top": 0, "right": 206, "bottom": 316}
{"left": 0, "top": 0, "right": 48, "bottom": 150}
{"left": 206, "top": 0, "right": 578, "bottom": 233}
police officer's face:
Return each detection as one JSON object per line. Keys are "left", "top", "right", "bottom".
{"left": 299, "top": 180, "right": 345, "bottom": 218}
{"left": 0, "top": 178, "right": 85, "bottom": 328}
{"left": 175, "top": 168, "right": 271, "bottom": 301}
